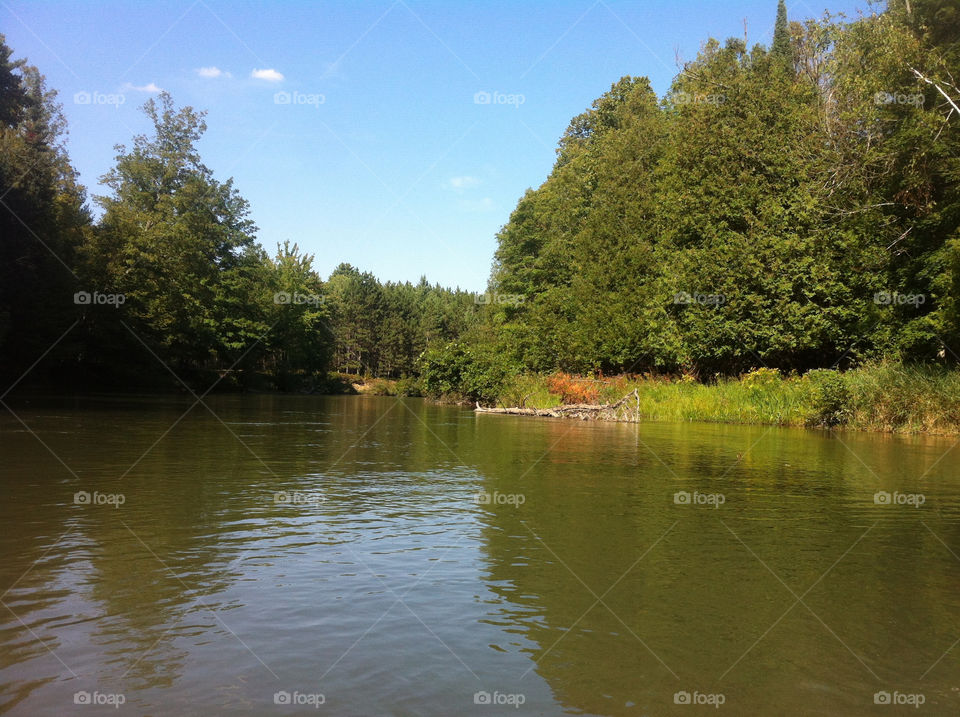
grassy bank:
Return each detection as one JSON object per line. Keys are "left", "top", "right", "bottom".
{"left": 482, "top": 363, "right": 960, "bottom": 435}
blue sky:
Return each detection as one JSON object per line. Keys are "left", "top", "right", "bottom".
{"left": 3, "top": 0, "right": 871, "bottom": 291}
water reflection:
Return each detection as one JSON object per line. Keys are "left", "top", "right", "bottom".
{"left": 2, "top": 396, "right": 960, "bottom": 715}
{"left": 469, "top": 416, "right": 960, "bottom": 715}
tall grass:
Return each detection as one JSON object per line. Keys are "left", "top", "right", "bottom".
{"left": 496, "top": 363, "right": 960, "bottom": 434}
{"left": 845, "top": 363, "right": 960, "bottom": 433}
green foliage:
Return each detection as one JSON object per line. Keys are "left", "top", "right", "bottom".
{"left": 483, "top": 1, "right": 960, "bottom": 379}
{"left": 394, "top": 376, "right": 423, "bottom": 397}
{"left": 82, "top": 96, "right": 339, "bottom": 388}
{"left": 488, "top": 76, "right": 668, "bottom": 374}
{"left": 803, "top": 369, "right": 851, "bottom": 426}
{"left": 325, "top": 265, "right": 481, "bottom": 379}
{"left": 498, "top": 373, "right": 561, "bottom": 409}
{"left": 418, "top": 339, "right": 519, "bottom": 404}
{"left": 357, "top": 376, "right": 422, "bottom": 397}
{"left": 90, "top": 93, "right": 272, "bottom": 378}
{"left": 266, "top": 241, "right": 332, "bottom": 388}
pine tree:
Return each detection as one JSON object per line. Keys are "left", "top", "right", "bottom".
{"left": 771, "top": 0, "right": 791, "bottom": 64}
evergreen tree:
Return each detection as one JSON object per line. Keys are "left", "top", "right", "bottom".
{"left": 771, "top": 0, "right": 791, "bottom": 64}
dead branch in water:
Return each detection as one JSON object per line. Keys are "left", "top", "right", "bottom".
{"left": 475, "top": 389, "right": 640, "bottom": 422}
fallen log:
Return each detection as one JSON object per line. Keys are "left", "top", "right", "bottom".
{"left": 475, "top": 389, "right": 640, "bottom": 422}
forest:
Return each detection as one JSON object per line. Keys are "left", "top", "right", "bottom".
{"left": 2, "top": 0, "right": 959, "bottom": 427}
{"left": 0, "top": 48, "right": 479, "bottom": 391}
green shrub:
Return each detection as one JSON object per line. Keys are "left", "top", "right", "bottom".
{"left": 394, "top": 377, "right": 422, "bottom": 397}
{"left": 418, "top": 341, "right": 518, "bottom": 403}
{"left": 803, "top": 369, "right": 850, "bottom": 426}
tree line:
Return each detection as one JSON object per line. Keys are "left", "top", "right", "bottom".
{"left": 422, "top": 0, "right": 959, "bottom": 399}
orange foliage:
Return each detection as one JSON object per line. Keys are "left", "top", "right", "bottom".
{"left": 546, "top": 372, "right": 600, "bottom": 404}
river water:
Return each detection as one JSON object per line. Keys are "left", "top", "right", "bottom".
{"left": 1, "top": 394, "right": 959, "bottom": 715}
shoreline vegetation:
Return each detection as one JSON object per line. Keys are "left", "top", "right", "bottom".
{"left": 334, "top": 363, "right": 960, "bottom": 436}
{"left": 452, "top": 363, "right": 960, "bottom": 435}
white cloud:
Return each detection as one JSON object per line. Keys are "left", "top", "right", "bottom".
{"left": 251, "top": 68, "right": 284, "bottom": 82}
{"left": 124, "top": 82, "right": 163, "bottom": 93}
{"left": 446, "top": 175, "right": 480, "bottom": 192}
{"left": 197, "top": 66, "right": 230, "bottom": 78}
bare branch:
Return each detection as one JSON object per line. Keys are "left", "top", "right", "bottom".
{"left": 910, "top": 67, "right": 960, "bottom": 117}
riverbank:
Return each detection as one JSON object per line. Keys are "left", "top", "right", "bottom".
{"left": 466, "top": 363, "right": 960, "bottom": 435}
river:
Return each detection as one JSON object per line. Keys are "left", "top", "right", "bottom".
{"left": 1, "top": 394, "right": 958, "bottom": 715}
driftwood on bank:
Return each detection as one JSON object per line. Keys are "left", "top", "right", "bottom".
{"left": 475, "top": 389, "right": 641, "bottom": 422}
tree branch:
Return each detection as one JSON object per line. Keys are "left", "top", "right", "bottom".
{"left": 910, "top": 67, "right": 960, "bottom": 117}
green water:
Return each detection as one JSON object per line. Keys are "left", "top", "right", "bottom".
{"left": 1, "top": 394, "right": 959, "bottom": 715}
